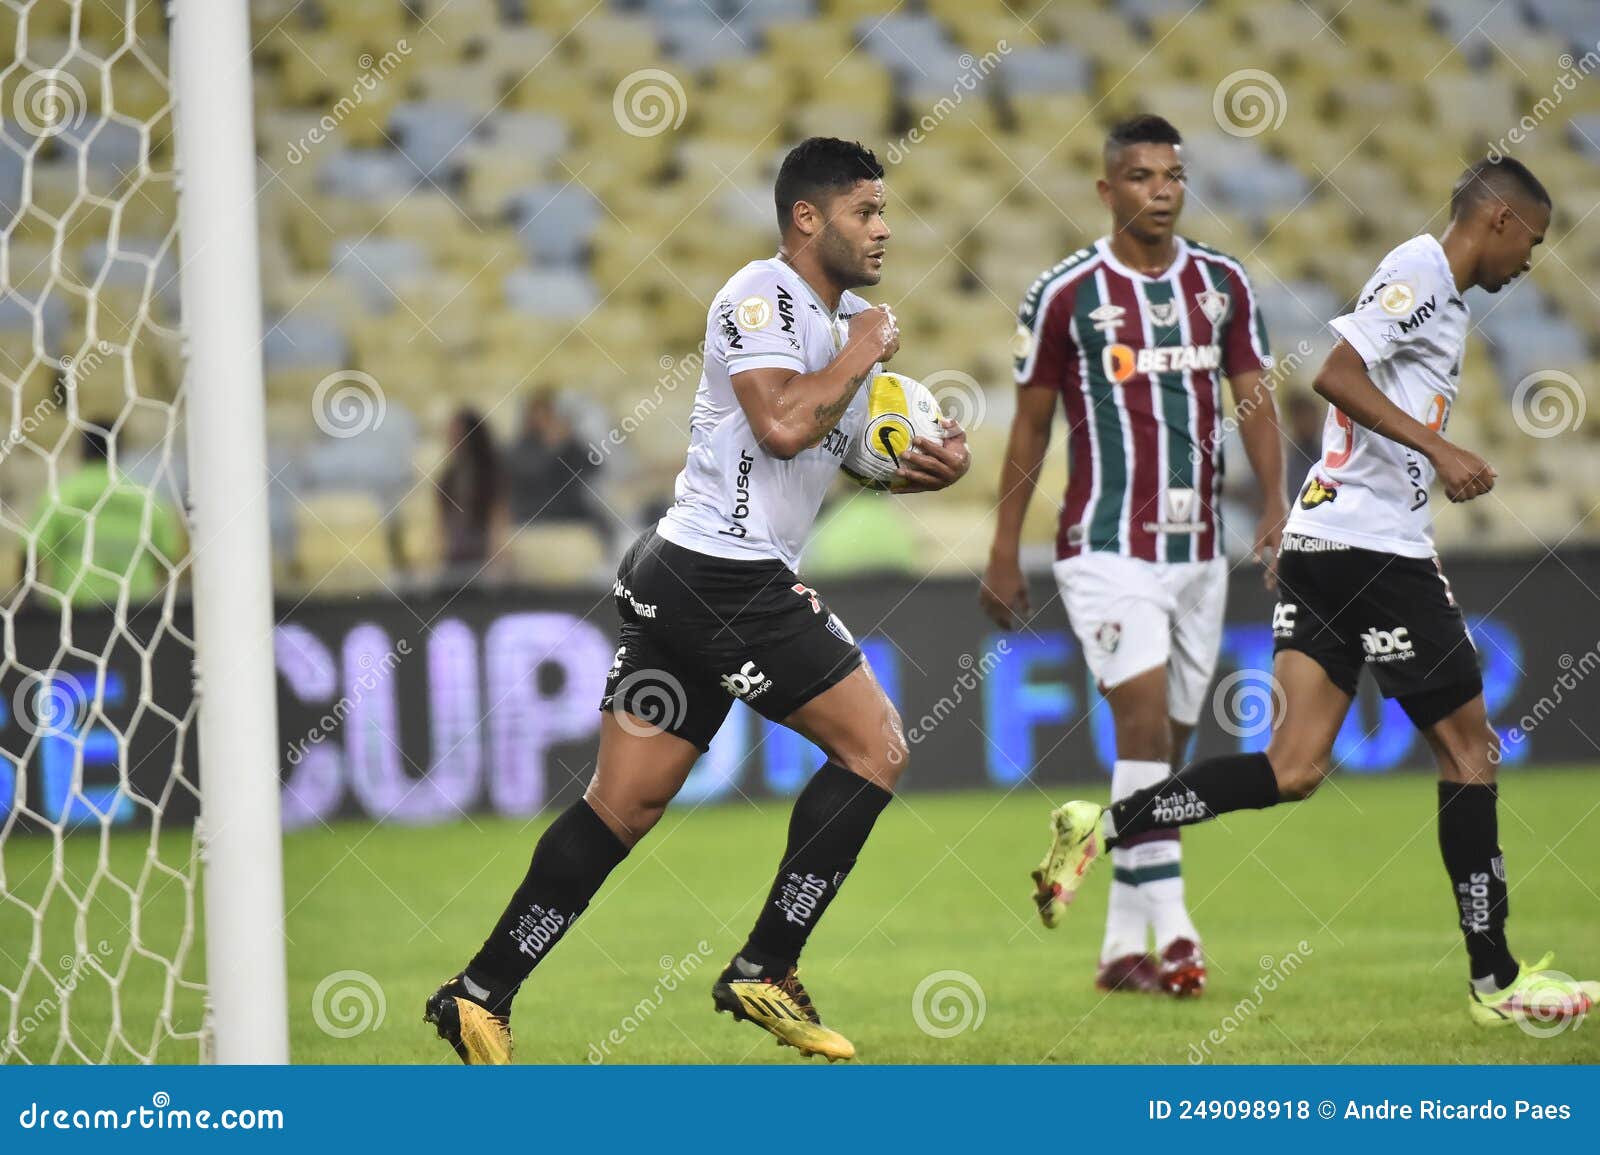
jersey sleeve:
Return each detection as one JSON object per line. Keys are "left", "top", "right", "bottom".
{"left": 713, "top": 266, "right": 807, "bottom": 377}
{"left": 1220, "top": 262, "right": 1271, "bottom": 377}
{"left": 1012, "top": 269, "right": 1078, "bottom": 391}
{"left": 1329, "top": 253, "right": 1446, "bottom": 368}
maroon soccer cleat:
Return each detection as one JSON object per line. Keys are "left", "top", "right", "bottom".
{"left": 1096, "top": 952, "right": 1162, "bottom": 993}
{"left": 1159, "top": 937, "right": 1206, "bottom": 997}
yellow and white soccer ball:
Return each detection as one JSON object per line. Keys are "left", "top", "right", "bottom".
{"left": 842, "top": 372, "right": 945, "bottom": 490}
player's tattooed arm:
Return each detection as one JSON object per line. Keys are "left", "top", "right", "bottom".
{"left": 1314, "top": 340, "right": 1496, "bottom": 501}
{"left": 730, "top": 305, "right": 899, "bottom": 459}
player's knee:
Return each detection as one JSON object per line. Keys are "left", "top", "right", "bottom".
{"left": 837, "top": 705, "right": 907, "bottom": 792}
{"left": 584, "top": 787, "right": 668, "bottom": 848}
{"left": 1437, "top": 730, "right": 1498, "bottom": 786}
{"left": 1267, "top": 755, "right": 1327, "bottom": 802}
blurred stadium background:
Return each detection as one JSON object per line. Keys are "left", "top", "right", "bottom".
{"left": 3, "top": 0, "right": 1600, "bottom": 1065}
{"left": 6, "top": 0, "right": 1600, "bottom": 596}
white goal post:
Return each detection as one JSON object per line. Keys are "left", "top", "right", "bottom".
{"left": 173, "top": 0, "right": 289, "bottom": 1064}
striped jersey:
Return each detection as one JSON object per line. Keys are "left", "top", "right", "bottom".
{"left": 1013, "top": 236, "right": 1270, "bottom": 563}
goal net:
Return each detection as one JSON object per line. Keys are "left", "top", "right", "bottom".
{"left": 1, "top": 0, "right": 271, "bottom": 1064}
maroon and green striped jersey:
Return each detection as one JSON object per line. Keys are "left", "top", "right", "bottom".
{"left": 1012, "top": 236, "right": 1271, "bottom": 563}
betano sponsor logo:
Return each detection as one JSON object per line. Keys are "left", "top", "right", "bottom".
{"left": 1102, "top": 343, "right": 1222, "bottom": 383}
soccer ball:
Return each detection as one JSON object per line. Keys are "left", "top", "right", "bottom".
{"left": 841, "top": 372, "right": 945, "bottom": 490}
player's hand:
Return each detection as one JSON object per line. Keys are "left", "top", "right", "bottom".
{"left": 979, "top": 550, "right": 1029, "bottom": 631}
{"left": 848, "top": 305, "right": 900, "bottom": 364}
{"left": 1430, "top": 439, "right": 1497, "bottom": 502}
{"left": 894, "top": 418, "right": 969, "bottom": 492}
{"left": 1254, "top": 495, "right": 1287, "bottom": 591}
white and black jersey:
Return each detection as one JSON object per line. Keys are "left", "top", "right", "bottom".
{"left": 655, "top": 256, "right": 876, "bottom": 571}
{"left": 1286, "top": 234, "right": 1471, "bottom": 558}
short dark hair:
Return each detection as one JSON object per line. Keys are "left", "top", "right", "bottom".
{"left": 774, "top": 137, "right": 884, "bottom": 233}
{"left": 1104, "top": 113, "right": 1182, "bottom": 164}
{"left": 81, "top": 420, "right": 112, "bottom": 463}
{"left": 1451, "top": 156, "right": 1551, "bottom": 219}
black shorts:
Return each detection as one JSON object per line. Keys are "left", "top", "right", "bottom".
{"left": 1271, "top": 533, "right": 1482, "bottom": 729}
{"left": 599, "top": 530, "right": 864, "bottom": 750}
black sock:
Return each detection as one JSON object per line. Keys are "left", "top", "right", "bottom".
{"left": 740, "top": 762, "right": 893, "bottom": 970}
{"left": 1438, "top": 781, "right": 1517, "bottom": 988}
{"left": 464, "top": 800, "right": 629, "bottom": 1009}
{"left": 1105, "top": 752, "right": 1281, "bottom": 846}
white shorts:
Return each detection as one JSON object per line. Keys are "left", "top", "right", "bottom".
{"left": 1052, "top": 552, "right": 1229, "bottom": 727}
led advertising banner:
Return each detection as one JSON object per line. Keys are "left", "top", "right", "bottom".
{"left": 3, "top": 550, "right": 1595, "bottom": 831}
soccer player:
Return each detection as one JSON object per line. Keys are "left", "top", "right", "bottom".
{"left": 982, "top": 115, "right": 1285, "bottom": 997}
{"left": 425, "top": 138, "right": 970, "bottom": 1063}
{"left": 1033, "top": 156, "right": 1600, "bottom": 1027}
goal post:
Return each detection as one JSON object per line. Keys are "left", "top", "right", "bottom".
{"left": 172, "top": 0, "right": 288, "bottom": 1063}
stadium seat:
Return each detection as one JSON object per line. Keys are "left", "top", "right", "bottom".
{"left": 505, "top": 522, "right": 607, "bottom": 585}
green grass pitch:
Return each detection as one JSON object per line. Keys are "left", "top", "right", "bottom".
{"left": 4, "top": 769, "right": 1598, "bottom": 1063}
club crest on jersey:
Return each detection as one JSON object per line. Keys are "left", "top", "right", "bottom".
{"left": 1146, "top": 300, "right": 1178, "bottom": 327}
{"left": 1011, "top": 322, "right": 1034, "bottom": 360}
{"left": 1142, "top": 487, "right": 1206, "bottom": 534}
{"left": 1087, "top": 303, "right": 1126, "bottom": 336}
{"left": 1102, "top": 342, "right": 1221, "bottom": 383}
{"left": 735, "top": 295, "right": 773, "bottom": 331}
{"left": 1196, "top": 290, "right": 1230, "bottom": 325}
{"left": 1299, "top": 475, "right": 1339, "bottom": 509}
{"left": 1378, "top": 282, "right": 1414, "bottom": 316}
{"left": 1095, "top": 621, "right": 1122, "bottom": 654}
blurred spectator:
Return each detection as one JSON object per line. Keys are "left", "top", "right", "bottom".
{"left": 1284, "top": 392, "right": 1325, "bottom": 502}
{"left": 505, "top": 391, "right": 612, "bottom": 541}
{"left": 28, "top": 419, "right": 185, "bottom": 607}
{"left": 436, "top": 407, "right": 504, "bottom": 576}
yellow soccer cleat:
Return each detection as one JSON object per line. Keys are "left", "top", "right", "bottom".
{"left": 425, "top": 975, "right": 514, "bottom": 1065}
{"left": 713, "top": 959, "right": 856, "bottom": 1062}
{"left": 1467, "top": 952, "right": 1599, "bottom": 1031}
{"left": 1031, "top": 801, "right": 1104, "bottom": 928}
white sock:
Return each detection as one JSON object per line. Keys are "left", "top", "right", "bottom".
{"left": 1100, "top": 866, "right": 1147, "bottom": 963}
{"left": 1127, "top": 835, "right": 1200, "bottom": 950}
{"left": 1099, "top": 759, "right": 1168, "bottom": 963}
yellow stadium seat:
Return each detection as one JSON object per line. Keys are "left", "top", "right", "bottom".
{"left": 293, "top": 492, "right": 395, "bottom": 592}
{"left": 505, "top": 522, "right": 606, "bottom": 585}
